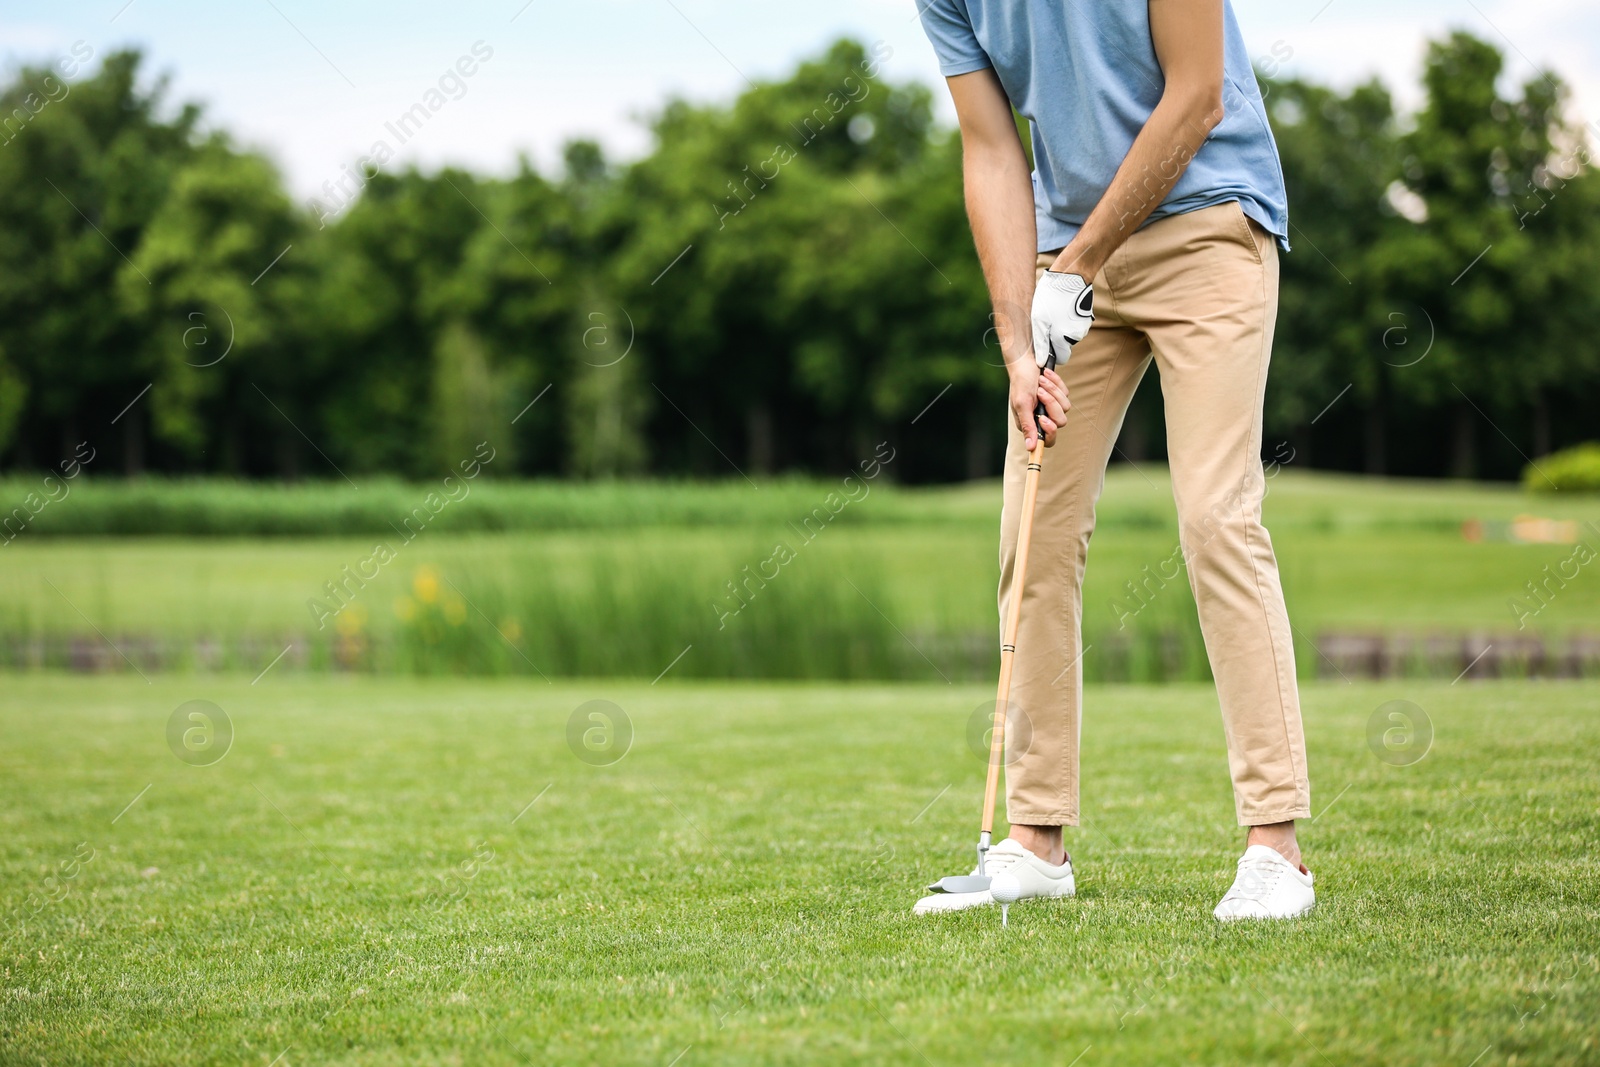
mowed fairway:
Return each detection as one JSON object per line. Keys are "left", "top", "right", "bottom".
{"left": 1, "top": 675, "right": 1596, "bottom": 1066}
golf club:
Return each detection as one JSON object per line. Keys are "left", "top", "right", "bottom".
{"left": 925, "top": 348, "right": 1058, "bottom": 902}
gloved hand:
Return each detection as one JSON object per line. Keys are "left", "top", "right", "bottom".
{"left": 1030, "top": 270, "right": 1094, "bottom": 369}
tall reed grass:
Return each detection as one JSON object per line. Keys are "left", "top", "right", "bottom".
{"left": 9, "top": 472, "right": 1592, "bottom": 681}
{"left": 312, "top": 552, "right": 1215, "bottom": 683}
{"left": 0, "top": 476, "right": 970, "bottom": 538}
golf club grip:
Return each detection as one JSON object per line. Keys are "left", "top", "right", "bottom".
{"left": 1034, "top": 348, "right": 1058, "bottom": 434}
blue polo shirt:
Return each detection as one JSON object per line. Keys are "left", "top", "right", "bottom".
{"left": 918, "top": 0, "right": 1290, "bottom": 253}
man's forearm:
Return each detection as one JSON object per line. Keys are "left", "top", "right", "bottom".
{"left": 1052, "top": 89, "right": 1222, "bottom": 280}
{"left": 1051, "top": 0, "right": 1227, "bottom": 279}
{"left": 964, "top": 145, "right": 1038, "bottom": 372}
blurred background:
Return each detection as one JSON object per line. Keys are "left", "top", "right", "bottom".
{"left": 2, "top": 1, "right": 1597, "bottom": 682}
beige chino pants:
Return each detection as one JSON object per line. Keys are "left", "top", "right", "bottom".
{"left": 1000, "top": 200, "right": 1310, "bottom": 828}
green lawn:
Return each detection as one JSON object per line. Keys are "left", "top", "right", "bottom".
{"left": 2, "top": 674, "right": 1595, "bottom": 1065}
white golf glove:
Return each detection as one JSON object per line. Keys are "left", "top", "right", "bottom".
{"left": 1031, "top": 270, "right": 1094, "bottom": 368}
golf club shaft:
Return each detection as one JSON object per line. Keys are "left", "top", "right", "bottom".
{"left": 981, "top": 442, "right": 1045, "bottom": 835}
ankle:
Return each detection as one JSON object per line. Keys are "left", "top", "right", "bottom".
{"left": 1007, "top": 824, "right": 1066, "bottom": 866}
{"left": 1246, "top": 821, "right": 1302, "bottom": 868}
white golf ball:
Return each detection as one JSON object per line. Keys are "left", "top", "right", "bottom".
{"left": 990, "top": 873, "right": 1022, "bottom": 904}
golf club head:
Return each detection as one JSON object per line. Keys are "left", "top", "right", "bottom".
{"left": 926, "top": 874, "right": 992, "bottom": 894}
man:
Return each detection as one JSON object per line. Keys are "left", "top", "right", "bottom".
{"left": 913, "top": 0, "right": 1315, "bottom": 920}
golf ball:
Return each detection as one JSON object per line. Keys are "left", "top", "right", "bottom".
{"left": 990, "top": 873, "right": 1022, "bottom": 904}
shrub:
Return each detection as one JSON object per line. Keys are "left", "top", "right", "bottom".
{"left": 1526, "top": 442, "right": 1600, "bottom": 493}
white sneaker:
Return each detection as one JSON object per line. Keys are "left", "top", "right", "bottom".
{"left": 912, "top": 839, "right": 1075, "bottom": 915}
{"left": 1213, "top": 845, "right": 1315, "bottom": 921}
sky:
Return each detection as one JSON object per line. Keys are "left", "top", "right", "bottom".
{"left": 3, "top": 0, "right": 1596, "bottom": 205}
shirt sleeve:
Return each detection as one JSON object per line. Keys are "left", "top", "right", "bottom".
{"left": 917, "top": 0, "right": 992, "bottom": 77}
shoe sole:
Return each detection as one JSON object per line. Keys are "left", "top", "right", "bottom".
{"left": 1213, "top": 898, "right": 1315, "bottom": 922}
{"left": 912, "top": 878, "right": 1075, "bottom": 915}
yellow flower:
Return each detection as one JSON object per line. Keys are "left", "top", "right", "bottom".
{"left": 394, "top": 596, "right": 417, "bottom": 621}
{"left": 414, "top": 566, "right": 440, "bottom": 604}
{"left": 335, "top": 603, "right": 368, "bottom": 635}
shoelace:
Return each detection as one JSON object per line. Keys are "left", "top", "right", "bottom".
{"left": 973, "top": 849, "right": 1027, "bottom": 878}
{"left": 1221, "top": 856, "right": 1285, "bottom": 904}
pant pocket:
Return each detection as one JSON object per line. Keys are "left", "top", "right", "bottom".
{"left": 1230, "top": 201, "right": 1264, "bottom": 266}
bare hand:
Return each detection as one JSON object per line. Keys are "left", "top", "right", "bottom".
{"left": 1010, "top": 366, "right": 1070, "bottom": 451}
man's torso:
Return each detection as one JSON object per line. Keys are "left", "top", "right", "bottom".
{"left": 919, "top": 0, "right": 1290, "bottom": 252}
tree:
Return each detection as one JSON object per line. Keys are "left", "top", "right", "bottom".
{"left": 1378, "top": 33, "right": 1564, "bottom": 477}
{"left": 1264, "top": 77, "right": 1407, "bottom": 471}
{"left": 310, "top": 169, "right": 494, "bottom": 477}
{"left": 603, "top": 39, "right": 956, "bottom": 476}
{"left": 1, "top": 33, "right": 1595, "bottom": 483}
{"left": 447, "top": 158, "right": 579, "bottom": 476}
{"left": 0, "top": 50, "right": 199, "bottom": 472}
{"left": 118, "top": 136, "right": 307, "bottom": 470}
{"left": 1501, "top": 103, "right": 1600, "bottom": 460}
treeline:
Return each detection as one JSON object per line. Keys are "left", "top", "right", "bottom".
{"left": 0, "top": 33, "right": 1595, "bottom": 484}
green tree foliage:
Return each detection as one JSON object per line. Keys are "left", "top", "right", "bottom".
{"left": 1377, "top": 33, "right": 1573, "bottom": 476}
{"left": 119, "top": 137, "right": 307, "bottom": 462}
{"left": 0, "top": 50, "right": 199, "bottom": 471}
{"left": 0, "top": 36, "right": 1596, "bottom": 482}
{"left": 1264, "top": 77, "right": 1405, "bottom": 469}
{"left": 598, "top": 39, "right": 968, "bottom": 475}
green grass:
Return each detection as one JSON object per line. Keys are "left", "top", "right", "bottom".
{"left": 2, "top": 674, "right": 1596, "bottom": 1065}
{"left": 0, "top": 475, "right": 947, "bottom": 537}
{"left": 2, "top": 470, "right": 1598, "bottom": 679}
{"left": 4, "top": 466, "right": 1596, "bottom": 539}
